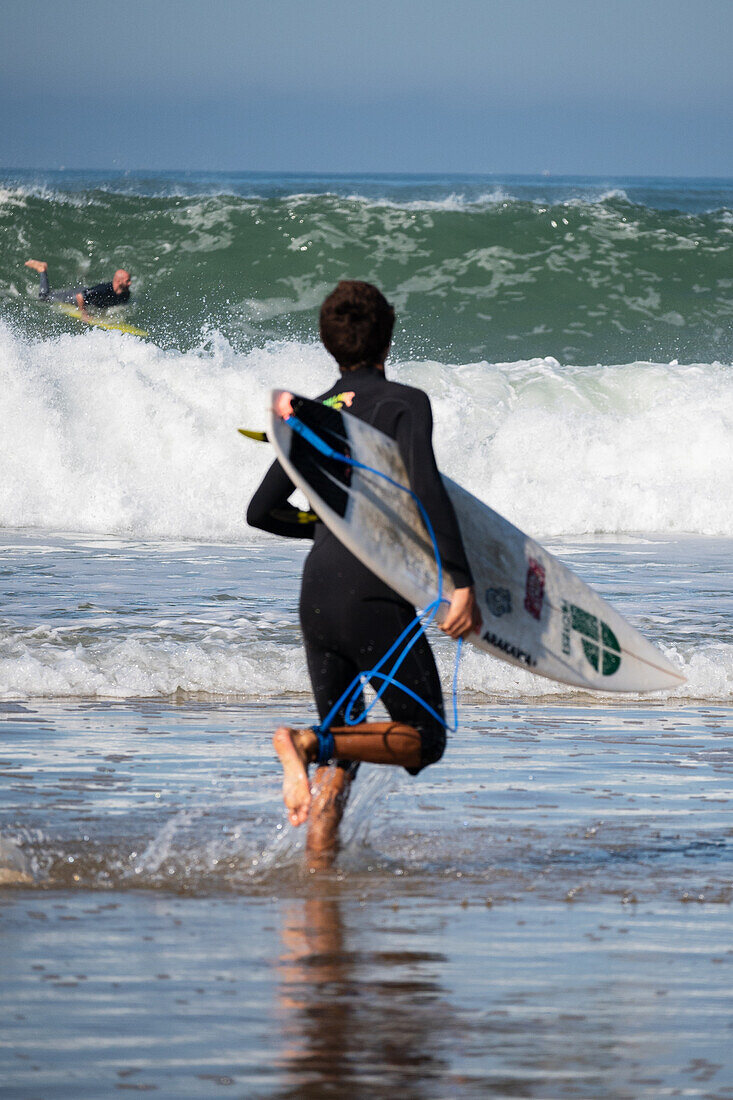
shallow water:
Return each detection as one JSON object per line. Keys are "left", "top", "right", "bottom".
{"left": 1, "top": 695, "right": 731, "bottom": 1097}
{"left": 1, "top": 695, "right": 731, "bottom": 902}
{"left": 0, "top": 535, "right": 731, "bottom": 1096}
{"left": 2, "top": 888, "right": 731, "bottom": 1099}
{"left": 0, "top": 531, "right": 731, "bottom": 701}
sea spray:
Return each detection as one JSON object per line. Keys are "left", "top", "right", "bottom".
{"left": 1, "top": 323, "right": 731, "bottom": 539}
{"left": 251, "top": 764, "right": 400, "bottom": 875}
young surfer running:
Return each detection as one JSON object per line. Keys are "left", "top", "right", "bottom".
{"left": 25, "top": 259, "right": 131, "bottom": 323}
{"left": 247, "top": 281, "right": 480, "bottom": 865}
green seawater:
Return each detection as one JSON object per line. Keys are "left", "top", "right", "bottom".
{"left": 2, "top": 170, "right": 732, "bottom": 364}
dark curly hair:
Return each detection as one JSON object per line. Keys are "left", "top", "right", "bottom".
{"left": 319, "top": 281, "right": 395, "bottom": 370}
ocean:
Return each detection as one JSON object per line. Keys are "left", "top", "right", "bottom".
{"left": 0, "top": 170, "right": 731, "bottom": 1098}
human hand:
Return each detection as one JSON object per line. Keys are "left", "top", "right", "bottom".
{"left": 440, "top": 586, "right": 482, "bottom": 640}
{"left": 273, "top": 391, "right": 294, "bottom": 419}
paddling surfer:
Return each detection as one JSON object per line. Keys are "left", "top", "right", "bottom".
{"left": 247, "top": 281, "right": 480, "bottom": 866}
{"left": 25, "top": 260, "right": 131, "bottom": 323}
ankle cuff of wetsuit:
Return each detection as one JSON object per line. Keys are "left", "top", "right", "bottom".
{"left": 313, "top": 726, "right": 335, "bottom": 766}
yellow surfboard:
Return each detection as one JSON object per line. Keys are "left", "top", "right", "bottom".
{"left": 238, "top": 427, "right": 317, "bottom": 525}
{"left": 56, "top": 303, "right": 148, "bottom": 337}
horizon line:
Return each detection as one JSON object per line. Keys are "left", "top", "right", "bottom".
{"left": 3, "top": 166, "right": 733, "bottom": 183}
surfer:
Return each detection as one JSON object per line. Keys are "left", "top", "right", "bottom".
{"left": 25, "top": 260, "right": 132, "bottom": 323}
{"left": 247, "top": 280, "right": 480, "bottom": 866}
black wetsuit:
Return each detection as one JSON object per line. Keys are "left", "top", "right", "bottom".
{"left": 247, "top": 366, "right": 473, "bottom": 774}
{"left": 38, "top": 270, "right": 130, "bottom": 309}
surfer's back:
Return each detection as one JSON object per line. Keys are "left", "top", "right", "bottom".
{"left": 315, "top": 365, "right": 472, "bottom": 589}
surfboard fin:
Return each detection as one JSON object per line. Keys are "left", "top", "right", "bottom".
{"left": 238, "top": 429, "right": 269, "bottom": 443}
{"left": 271, "top": 506, "right": 318, "bottom": 526}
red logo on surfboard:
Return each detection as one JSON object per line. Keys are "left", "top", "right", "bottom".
{"left": 524, "top": 558, "right": 546, "bottom": 620}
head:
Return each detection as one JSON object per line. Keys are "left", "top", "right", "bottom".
{"left": 319, "top": 281, "right": 395, "bottom": 371}
{"left": 112, "top": 269, "right": 131, "bottom": 295}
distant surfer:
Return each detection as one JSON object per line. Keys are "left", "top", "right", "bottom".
{"left": 247, "top": 280, "right": 480, "bottom": 867}
{"left": 25, "top": 260, "right": 132, "bottom": 323}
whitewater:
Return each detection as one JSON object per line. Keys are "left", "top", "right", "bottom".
{"left": 0, "top": 170, "right": 731, "bottom": 705}
{"left": 0, "top": 320, "right": 731, "bottom": 703}
{"left": 1, "top": 324, "right": 731, "bottom": 539}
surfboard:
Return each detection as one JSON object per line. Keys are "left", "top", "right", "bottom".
{"left": 56, "top": 303, "right": 148, "bottom": 337}
{"left": 267, "top": 391, "right": 684, "bottom": 694}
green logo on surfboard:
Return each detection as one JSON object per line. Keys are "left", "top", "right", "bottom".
{"left": 561, "top": 602, "right": 621, "bottom": 676}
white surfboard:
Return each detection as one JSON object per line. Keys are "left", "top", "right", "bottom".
{"left": 269, "top": 391, "right": 684, "bottom": 693}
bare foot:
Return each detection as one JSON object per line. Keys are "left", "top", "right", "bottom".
{"left": 25, "top": 259, "right": 47, "bottom": 273}
{"left": 273, "top": 726, "right": 313, "bottom": 827}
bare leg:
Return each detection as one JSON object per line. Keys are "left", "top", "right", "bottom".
{"left": 306, "top": 765, "right": 353, "bottom": 870}
{"left": 273, "top": 720, "right": 421, "bottom": 829}
{"left": 330, "top": 721, "right": 422, "bottom": 769}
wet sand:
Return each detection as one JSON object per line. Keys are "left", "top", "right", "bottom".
{"left": 1, "top": 698, "right": 731, "bottom": 1097}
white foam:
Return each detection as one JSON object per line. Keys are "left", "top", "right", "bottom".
{"left": 418, "top": 356, "right": 733, "bottom": 537}
{"left": 344, "top": 188, "right": 513, "bottom": 211}
{"left": 441, "top": 638, "right": 733, "bottom": 703}
{"left": 0, "top": 323, "right": 332, "bottom": 539}
{"left": 0, "top": 187, "right": 28, "bottom": 209}
{"left": 1, "top": 324, "right": 731, "bottom": 540}
{"left": 342, "top": 188, "right": 638, "bottom": 212}
{"left": 0, "top": 622, "right": 729, "bottom": 703}
{"left": 593, "top": 188, "right": 631, "bottom": 204}
{"left": 0, "top": 626, "right": 309, "bottom": 701}
{"left": 0, "top": 183, "right": 91, "bottom": 208}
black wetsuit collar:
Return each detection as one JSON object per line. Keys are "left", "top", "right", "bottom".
{"left": 338, "top": 364, "right": 385, "bottom": 379}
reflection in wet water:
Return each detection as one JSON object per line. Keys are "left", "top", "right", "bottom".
{"left": 270, "top": 885, "right": 733, "bottom": 1099}
{"left": 1, "top": 882, "right": 731, "bottom": 1099}
{"left": 275, "top": 888, "right": 452, "bottom": 1098}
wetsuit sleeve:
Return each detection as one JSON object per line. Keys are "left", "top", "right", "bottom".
{"left": 395, "top": 392, "right": 474, "bottom": 588}
{"left": 246, "top": 458, "right": 317, "bottom": 539}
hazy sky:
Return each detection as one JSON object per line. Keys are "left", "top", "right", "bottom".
{"left": 2, "top": 0, "right": 732, "bottom": 175}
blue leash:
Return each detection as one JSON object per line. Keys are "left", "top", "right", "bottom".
{"left": 283, "top": 412, "right": 463, "bottom": 765}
